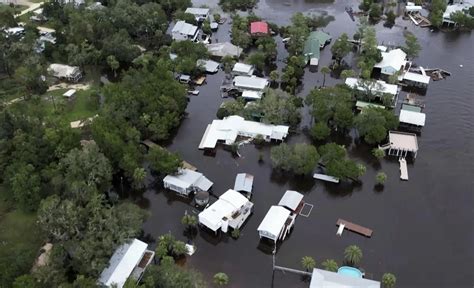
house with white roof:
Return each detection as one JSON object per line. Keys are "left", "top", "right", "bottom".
{"left": 374, "top": 48, "right": 409, "bottom": 76}
{"left": 171, "top": 21, "right": 199, "bottom": 41}
{"left": 98, "top": 239, "right": 155, "bottom": 288}
{"left": 402, "top": 71, "right": 430, "bottom": 88}
{"left": 207, "top": 42, "right": 243, "bottom": 58}
{"left": 257, "top": 206, "right": 294, "bottom": 242}
{"left": 163, "top": 168, "right": 213, "bottom": 196}
{"left": 185, "top": 7, "right": 210, "bottom": 22}
{"left": 232, "top": 63, "right": 255, "bottom": 76}
{"left": 443, "top": 0, "right": 474, "bottom": 25}
{"left": 198, "top": 115, "right": 289, "bottom": 149}
{"left": 399, "top": 109, "right": 426, "bottom": 132}
{"left": 48, "top": 64, "right": 82, "bottom": 82}
{"left": 309, "top": 268, "right": 380, "bottom": 288}
{"left": 257, "top": 190, "right": 304, "bottom": 243}
{"left": 199, "top": 189, "right": 254, "bottom": 233}
{"left": 233, "top": 76, "right": 269, "bottom": 91}
{"left": 345, "top": 77, "right": 399, "bottom": 105}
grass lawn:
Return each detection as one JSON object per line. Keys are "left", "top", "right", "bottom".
{"left": 45, "top": 88, "right": 100, "bottom": 122}
{"left": 0, "top": 188, "right": 43, "bottom": 287}
{"left": 0, "top": 77, "right": 26, "bottom": 102}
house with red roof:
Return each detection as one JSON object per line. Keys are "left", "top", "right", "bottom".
{"left": 250, "top": 21, "right": 269, "bottom": 36}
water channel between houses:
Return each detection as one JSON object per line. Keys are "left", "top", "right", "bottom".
{"left": 135, "top": 0, "right": 474, "bottom": 287}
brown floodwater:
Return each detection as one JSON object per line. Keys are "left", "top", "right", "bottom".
{"left": 136, "top": 0, "right": 474, "bottom": 287}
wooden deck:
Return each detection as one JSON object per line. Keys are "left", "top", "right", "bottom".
{"left": 336, "top": 219, "right": 373, "bottom": 237}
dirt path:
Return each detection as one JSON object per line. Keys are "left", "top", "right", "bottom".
{"left": 47, "top": 82, "right": 91, "bottom": 91}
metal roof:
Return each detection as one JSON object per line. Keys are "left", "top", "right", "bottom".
{"left": 403, "top": 71, "right": 430, "bottom": 84}
{"left": 234, "top": 76, "right": 269, "bottom": 90}
{"left": 163, "top": 168, "right": 213, "bottom": 191}
{"left": 172, "top": 21, "right": 198, "bottom": 36}
{"left": 345, "top": 77, "right": 398, "bottom": 96}
{"left": 207, "top": 42, "right": 243, "bottom": 58}
{"left": 234, "top": 173, "right": 254, "bottom": 193}
{"left": 399, "top": 109, "right": 426, "bottom": 126}
{"left": 257, "top": 206, "right": 291, "bottom": 240}
{"left": 250, "top": 21, "right": 269, "bottom": 34}
{"left": 232, "top": 63, "right": 254, "bottom": 75}
{"left": 197, "top": 59, "right": 220, "bottom": 73}
{"left": 185, "top": 7, "right": 210, "bottom": 15}
{"left": 278, "top": 190, "right": 303, "bottom": 212}
{"left": 310, "top": 268, "right": 380, "bottom": 288}
{"left": 98, "top": 239, "right": 148, "bottom": 288}
{"left": 374, "top": 48, "right": 407, "bottom": 74}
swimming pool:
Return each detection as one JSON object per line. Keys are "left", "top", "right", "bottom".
{"left": 337, "top": 266, "right": 363, "bottom": 278}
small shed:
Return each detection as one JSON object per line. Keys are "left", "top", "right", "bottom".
{"left": 163, "top": 168, "right": 213, "bottom": 196}
{"left": 257, "top": 206, "right": 293, "bottom": 242}
{"left": 278, "top": 190, "right": 304, "bottom": 213}
{"left": 63, "top": 89, "right": 76, "bottom": 99}
{"left": 234, "top": 173, "right": 254, "bottom": 194}
{"left": 179, "top": 74, "right": 191, "bottom": 83}
{"left": 250, "top": 21, "right": 269, "bottom": 35}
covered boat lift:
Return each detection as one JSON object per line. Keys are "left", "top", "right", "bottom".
{"left": 163, "top": 168, "right": 213, "bottom": 196}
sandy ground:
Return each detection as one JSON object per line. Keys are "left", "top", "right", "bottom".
{"left": 47, "top": 82, "right": 92, "bottom": 91}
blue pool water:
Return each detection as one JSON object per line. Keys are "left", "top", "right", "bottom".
{"left": 337, "top": 266, "right": 363, "bottom": 278}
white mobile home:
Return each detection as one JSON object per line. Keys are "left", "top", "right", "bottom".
{"left": 98, "top": 239, "right": 155, "bottom": 288}
{"left": 163, "top": 168, "right": 213, "bottom": 196}
{"left": 171, "top": 21, "right": 198, "bottom": 41}
{"left": 185, "top": 7, "right": 210, "bottom": 22}
{"left": 399, "top": 109, "right": 426, "bottom": 131}
{"left": 199, "top": 189, "right": 254, "bottom": 233}
{"left": 232, "top": 63, "right": 255, "bottom": 76}
{"left": 233, "top": 76, "right": 269, "bottom": 91}
{"left": 48, "top": 64, "right": 82, "bottom": 82}
{"left": 198, "top": 115, "right": 289, "bottom": 149}
{"left": 374, "top": 48, "right": 408, "bottom": 76}
{"left": 207, "top": 42, "right": 243, "bottom": 58}
{"left": 257, "top": 206, "right": 294, "bottom": 242}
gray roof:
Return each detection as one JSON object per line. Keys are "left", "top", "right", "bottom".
{"left": 185, "top": 7, "right": 210, "bottom": 16}
{"left": 207, "top": 42, "right": 243, "bottom": 58}
{"left": 197, "top": 59, "right": 220, "bottom": 73}
{"left": 310, "top": 268, "right": 380, "bottom": 288}
{"left": 234, "top": 173, "right": 254, "bottom": 193}
{"left": 172, "top": 21, "right": 198, "bottom": 36}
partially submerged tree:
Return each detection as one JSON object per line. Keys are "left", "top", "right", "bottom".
{"left": 344, "top": 245, "right": 363, "bottom": 266}
{"left": 376, "top": 172, "right": 387, "bottom": 184}
{"left": 213, "top": 272, "right": 230, "bottom": 286}
{"left": 331, "top": 33, "right": 352, "bottom": 66}
{"left": 403, "top": 31, "right": 421, "bottom": 59}
{"left": 322, "top": 259, "right": 339, "bottom": 272}
{"left": 355, "top": 107, "right": 399, "bottom": 144}
{"left": 382, "top": 272, "right": 397, "bottom": 288}
{"left": 319, "top": 143, "right": 364, "bottom": 181}
{"left": 271, "top": 143, "right": 320, "bottom": 175}
{"left": 301, "top": 256, "right": 316, "bottom": 271}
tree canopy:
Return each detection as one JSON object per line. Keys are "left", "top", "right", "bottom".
{"left": 271, "top": 143, "right": 320, "bottom": 175}
{"left": 354, "top": 107, "right": 399, "bottom": 144}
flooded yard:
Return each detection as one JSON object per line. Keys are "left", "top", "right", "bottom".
{"left": 138, "top": 0, "right": 474, "bottom": 287}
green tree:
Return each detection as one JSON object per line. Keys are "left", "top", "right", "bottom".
{"left": 344, "top": 245, "right": 363, "bottom": 265}
{"left": 271, "top": 143, "right": 320, "bottom": 175}
{"left": 270, "top": 70, "right": 280, "bottom": 83}
{"left": 247, "top": 52, "right": 266, "bottom": 72}
{"left": 301, "top": 256, "right": 316, "bottom": 271}
{"left": 171, "top": 240, "right": 188, "bottom": 257}
{"left": 321, "top": 259, "right": 339, "bottom": 272}
{"left": 403, "top": 31, "right": 421, "bottom": 59}
{"left": 310, "top": 121, "right": 331, "bottom": 141}
{"left": 429, "top": 0, "right": 447, "bottom": 28}
{"left": 320, "top": 66, "right": 330, "bottom": 87}
{"left": 202, "top": 19, "right": 212, "bottom": 35}
{"left": 355, "top": 107, "right": 399, "bottom": 144}
{"left": 147, "top": 147, "right": 182, "bottom": 175}
{"left": 372, "top": 148, "right": 385, "bottom": 159}
{"left": 5, "top": 163, "right": 42, "bottom": 212}
{"left": 385, "top": 10, "right": 396, "bottom": 27}
{"left": 132, "top": 167, "right": 147, "bottom": 190}
{"left": 260, "top": 89, "right": 301, "bottom": 126}
{"left": 319, "top": 143, "right": 363, "bottom": 181}
{"left": 213, "top": 272, "right": 229, "bottom": 286}
{"left": 331, "top": 33, "right": 352, "bottom": 66}
{"left": 376, "top": 172, "right": 387, "bottom": 184}
{"left": 382, "top": 272, "right": 397, "bottom": 288}
{"left": 340, "top": 69, "right": 356, "bottom": 80}
{"left": 181, "top": 214, "right": 198, "bottom": 228}
{"left": 369, "top": 3, "right": 382, "bottom": 20}
{"left": 141, "top": 258, "right": 207, "bottom": 287}
{"left": 213, "top": 13, "right": 222, "bottom": 23}
{"left": 12, "top": 274, "right": 38, "bottom": 288}
{"left": 107, "top": 55, "right": 120, "bottom": 77}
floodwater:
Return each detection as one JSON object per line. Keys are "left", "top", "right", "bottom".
{"left": 137, "top": 0, "right": 474, "bottom": 287}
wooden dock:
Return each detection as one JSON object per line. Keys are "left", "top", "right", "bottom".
{"left": 336, "top": 219, "right": 373, "bottom": 237}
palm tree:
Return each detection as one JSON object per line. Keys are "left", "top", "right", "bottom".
{"left": 213, "top": 272, "right": 229, "bottom": 286}
{"left": 181, "top": 214, "right": 197, "bottom": 228}
{"left": 344, "top": 245, "right": 363, "bottom": 266}
{"left": 382, "top": 273, "right": 396, "bottom": 288}
{"left": 320, "top": 66, "right": 330, "bottom": 87}
{"left": 321, "top": 259, "right": 339, "bottom": 272}
{"left": 270, "top": 70, "right": 279, "bottom": 84}
{"left": 376, "top": 172, "right": 387, "bottom": 185}
{"left": 340, "top": 69, "right": 356, "bottom": 81}
{"left": 301, "top": 256, "right": 316, "bottom": 271}
{"left": 171, "top": 240, "right": 188, "bottom": 257}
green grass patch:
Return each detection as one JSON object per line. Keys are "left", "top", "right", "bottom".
{"left": 45, "top": 88, "right": 100, "bottom": 122}
{"left": 0, "top": 186, "right": 43, "bottom": 287}
{"left": 0, "top": 78, "right": 26, "bottom": 102}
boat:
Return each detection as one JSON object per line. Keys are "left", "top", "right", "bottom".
{"left": 188, "top": 90, "right": 200, "bottom": 95}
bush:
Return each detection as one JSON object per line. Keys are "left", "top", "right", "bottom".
{"left": 213, "top": 272, "right": 229, "bottom": 286}
{"left": 372, "top": 148, "right": 385, "bottom": 159}
{"left": 231, "top": 228, "right": 240, "bottom": 239}
{"left": 376, "top": 172, "right": 387, "bottom": 184}
{"left": 213, "top": 13, "right": 222, "bottom": 23}
{"left": 385, "top": 10, "right": 396, "bottom": 27}
{"left": 369, "top": 3, "right": 382, "bottom": 20}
